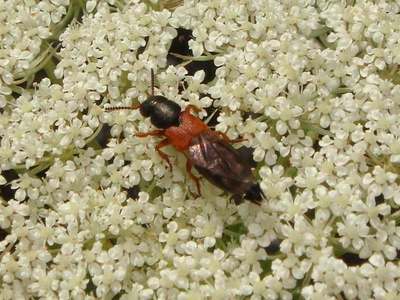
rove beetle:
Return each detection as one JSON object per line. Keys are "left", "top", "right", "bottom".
{"left": 106, "top": 70, "right": 265, "bottom": 205}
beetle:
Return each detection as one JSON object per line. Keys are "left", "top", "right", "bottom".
{"left": 106, "top": 70, "right": 264, "bottom": 205}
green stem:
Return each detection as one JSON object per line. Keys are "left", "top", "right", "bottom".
{"left": 329, "top": 237, "right": 358, "bottom": 256}
{"left": 301, "top": 119, "right": 334, "bottom": 137}
{"left": 302, "top": 268, "right": 312, "bottom": 288}
{"left": 176, "top": 60, "right": 193, "bottom": 68}
{"left": 84, "top": 123, "right": 104, "bottom": 146}
{"left": 315, "top": 32, "right": 332, "bottom": 49}
{"left": 389, "top": 210, "right": 400, "bottom": 221}
{"left": 60, "top": 147, "right": 76, "bottom": 161}
{"left": 146, "top": 180, "right": 156, "bottom": 195}
{"left": 43, "top": 57, "right": 61, "bottom": 85}
{"left": 49, "top": 0, "right": 82, "bottom": 40}
{"left": 114, "top": 0, "right": 125, "bottom": 11}
{"left": 12, "top": 45, "right": 58, "bottom": 84}
{"left": 0, "top": 241, "right": 15, "bottom": 261}
{"left": 13, "top": 156, "right": 54, "bottom": 170}
{"left": 0, "top": 198, "right": 10, "bottom": 206}
{"left": 309, "top": 26, "right": 330, "bottom": 38}
{"left": 77, "top": 0, "right": 86, "bottom": 10}
{"left": 28, "top": 159, "right": 54, "bottom": 176}
{"left": 8, "top": 85, "right": 26, "bottom": 95}
{"left": 26, "top": 73, "right": 35, "bottom": 88}
{"left": 223, "top": 229, "right": 243, "bottom": 238}
{"left": 325, "top": 216, "right": 336, "bottom": 229}
{"left": 334, "top": 87, "right": 352, "bottom": 95}
{"left": 169, "top": 52, "right": 217, "bottom": 61}
{"left": 365, "top": 150, "right": 389, "bottom": 172}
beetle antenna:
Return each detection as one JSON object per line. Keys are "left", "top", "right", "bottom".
{"left": 105, "top": 104, "right": 141, "bottom": 112}
{"left": 151, "top": 69, "right": 155, "bottom": 96}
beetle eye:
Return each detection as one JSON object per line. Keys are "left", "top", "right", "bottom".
{"left": 139, "top": 100, "right": 152, "bottom": 117}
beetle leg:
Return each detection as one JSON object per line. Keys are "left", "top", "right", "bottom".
{"left": 156, "top": 139, "right": 173, "bottom": 171}
{"left": 186, "top": 159, "right": 202, "bottom": 196}
{"left": 216, "top": 131, "right": 247, "bottom": 144}
{"left": 184, "top": 104, "right": 202, "bottom": 114}
{"left": 135, "top": 129, "right": 165, "bottom": 138}
{"left": 150, "top": 69, "right": 155, "bottom": 97}
{"left": 231, "top": 194, "right": 244, "bottom": 205}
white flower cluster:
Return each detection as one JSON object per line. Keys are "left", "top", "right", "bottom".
{"left": 0, "top": 0, "right": 69, "bottom": 108}
{"left": 1, "top": 0, "right": 400, "bottom": 299}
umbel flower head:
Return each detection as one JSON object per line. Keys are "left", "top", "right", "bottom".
{"left": 0, "top": 0, "right": 400, "bottom": 299}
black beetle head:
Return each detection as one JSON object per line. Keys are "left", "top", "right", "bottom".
{"left": 140, "top": 95, "right": 181, "bottom": 129}
{"left": 105, "top": 70, "right": 182, "bottom": 129}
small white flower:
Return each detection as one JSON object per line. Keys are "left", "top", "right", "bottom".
{"left": 337, "top": 214, "right": 370, "bottom": 250}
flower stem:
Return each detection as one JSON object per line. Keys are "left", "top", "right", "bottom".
{"left": 49, "top": 0, "right": 83, "bottom": 40}
{"left": 169, "top": 52, "right": 217, "bottom": 61}
{"left": 43, "top": 57, "right": 61, "bottom": 85}
{"left": 28, "top": 160, "right": 54, "bottom": 176}
{"left": 84, "top": 124, "right": 104, "bottom": 146}
{"left": 12, "top": 44, "right": 58, "bottom": 85}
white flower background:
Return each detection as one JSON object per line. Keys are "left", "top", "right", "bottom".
{"left": 1, "top": 0, "right": 400, "bottom": 299}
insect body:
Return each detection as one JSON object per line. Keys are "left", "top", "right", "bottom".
{"left": 106, "top": 71, "right": 264, "bottom": 204}
{"left": 187, "top": 131, "right": 264, "bottom": 204}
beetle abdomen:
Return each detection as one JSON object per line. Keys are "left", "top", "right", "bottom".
{"left": 186, "top": 131, "right": 263, "bottom": 204}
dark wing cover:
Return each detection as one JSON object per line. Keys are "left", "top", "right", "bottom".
{"left": 187, "top": 131, "right": 255, "bottom": 197}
